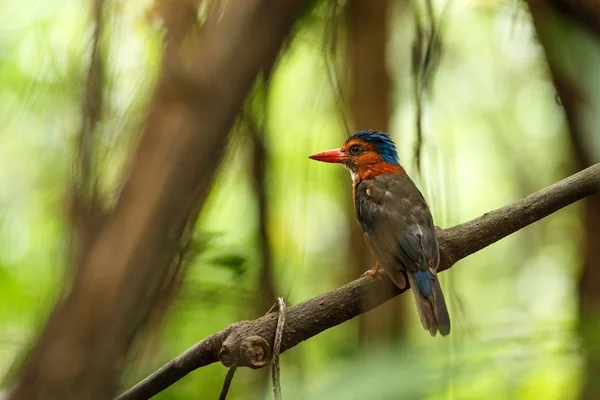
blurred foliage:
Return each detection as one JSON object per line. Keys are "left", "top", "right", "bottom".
{"left": 0, "top": 0, "right": 589, "bottom": 399}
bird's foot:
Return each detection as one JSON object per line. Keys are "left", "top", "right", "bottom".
{"left": 362, "top": 263, "right": 383, "bottom": 280}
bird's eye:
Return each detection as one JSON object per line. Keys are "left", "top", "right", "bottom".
{"left": 349, "top": 145, "right": 362, "bottom": 156}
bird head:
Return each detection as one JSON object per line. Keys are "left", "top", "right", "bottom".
{"left": 309, "top": 130, "right": 400, "bottom": 179}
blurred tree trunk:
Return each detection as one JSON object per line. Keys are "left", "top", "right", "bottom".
{"left": 346, "top": 0, "right": 409, "bottom": 343}
{"left": 8, "top": 1, "right": 306, "bottom": 398}
{"left": 579, "top": 198, "right": 600, "bottom": 399}
{"left": 526, "top": 1, "right": 600, "bottom": 398}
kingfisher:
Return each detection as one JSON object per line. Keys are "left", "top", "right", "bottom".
{"left": 309, "top": 130, "right": 450, "bottom": 336}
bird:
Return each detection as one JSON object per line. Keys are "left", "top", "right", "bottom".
{"left": 309, "top": 129, "right": 450, "bottom": 336}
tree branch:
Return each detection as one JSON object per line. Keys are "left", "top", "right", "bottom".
{"left": 117, "top": 163, "right": 600, "bottom": 400}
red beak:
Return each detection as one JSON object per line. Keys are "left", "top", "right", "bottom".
{"left": 308, "top": 148, "right": 346, "bottom": 163}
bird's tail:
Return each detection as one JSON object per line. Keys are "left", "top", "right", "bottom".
{"left": 406, "top": 270, "right": 450, "bottom": 337}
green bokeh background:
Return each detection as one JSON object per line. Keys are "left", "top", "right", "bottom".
{"left": 0, "top": 0, "right": 591, "bottom": 399}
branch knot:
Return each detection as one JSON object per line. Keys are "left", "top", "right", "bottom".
{"left": 219, "top": 333, "right": 271, "bottom": 369}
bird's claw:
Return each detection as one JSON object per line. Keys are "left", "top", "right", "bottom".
{"left": 362, "top": 265, "right": 383, "bottom": 280}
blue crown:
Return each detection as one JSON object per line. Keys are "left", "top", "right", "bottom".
{"left": 350, "top": 130, "right": 399, "bottom": 165}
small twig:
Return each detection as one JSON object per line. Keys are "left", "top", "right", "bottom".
{"left": 324, "top": 0, "right": 352, "bottom": 136}
{"left": 218, "top": 366, "right": 237, "bottom": 400}
{"left": 69, "top": 0, "right": 106, "bottom": 274}
{"left": 411, "top": 0, "right": 452, "bottom": 174}
{"left": 245, "top": 104, "right": 278, "bottom": 318}
{"left": 78, "top": 0, "right": 104, "bottom": 189}
{"left": 272, "top": 297, "right": 286, "bottom": 400}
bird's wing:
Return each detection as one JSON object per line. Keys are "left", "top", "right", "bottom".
{"left": 356, "top": 173, "right": 450, "bottom": 336}
{"left": 355, "top": 173, "right": 439, "bottom": 274}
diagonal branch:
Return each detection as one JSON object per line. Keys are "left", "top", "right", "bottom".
{"left": 117, "top": 163, "right": 600, "bottom": 400}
